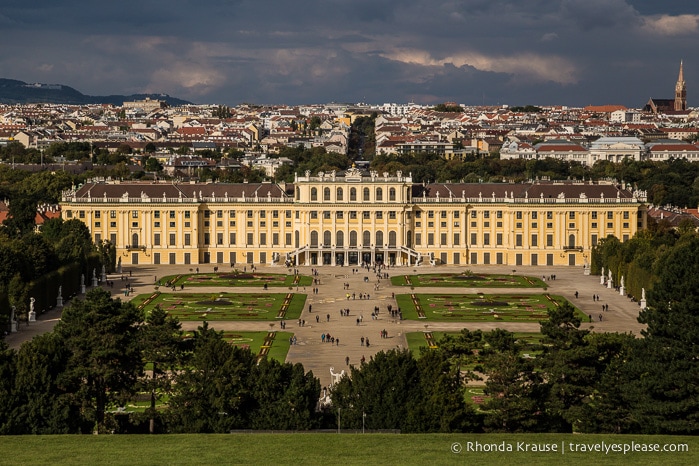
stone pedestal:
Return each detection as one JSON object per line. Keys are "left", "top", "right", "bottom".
{"left": 640, "top": 299, "right": 647, "bottom": 310}
{"left": 600, "top": 275, "right": 605, "bottom": 285}
{"left": 584, "top": 267, "right": 590, "bottom": 276}
{"left": 28, "top": 310, "right": 36, "bottom": 322}
{"left": 81, "top": 284, "right": 86, "bottom": 294}
{"left": 607, "top": 279, "right": 613, "bottom": 289}
{"left": 92, "top": 276, "right": 98, "bottom": 287}
{"left": 57, "top": 296, "right": 63, "bottom": 308}
{"left": 619, "top": 286, "right": 625, "bottom": 296}
{"left": 11, "top": 321, "right": 18, "bottom": 333}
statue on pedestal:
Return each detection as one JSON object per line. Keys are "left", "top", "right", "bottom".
{"left": 28, "top": 297, "right": 36, "bottom": 322}
{"left": 57, "top": 286, "right": 64, "bottom": 308}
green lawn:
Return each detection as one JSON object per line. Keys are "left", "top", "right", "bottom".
{"left": 159, "top": 272, "right": 313, "bottom": 288}
{"left": 395, "top": 293, "right": 582, "bottom": 322}
{"left": 391, "top": 273, "right": 546, "bottom": 288}
{"left": 406, "top": 331, "right": 544, "bottom": 358}
{"left": 0, "top": 433, "right": 694, "bottom": 466}
{"left": 130, "top": 292, "right": 307, "bottom": 321}
{"left": 179, "top": 330, "right": 293, "bottom": 363}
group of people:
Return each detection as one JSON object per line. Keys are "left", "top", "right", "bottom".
{"left": 321, "top": 333, "right": 339, "bottom": 345}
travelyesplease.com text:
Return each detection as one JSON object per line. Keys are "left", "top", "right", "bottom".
{"left": 451, "top": 440, "right": 689, "bottom": 455}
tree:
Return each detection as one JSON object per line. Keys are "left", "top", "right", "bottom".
{"left": 331, "top": 349, "right": 422, "bottom": 432}
{"left": 139, "top": 305, "right": 184, "bottom": 434}
{"left": 481, "top": 350, "right": 547, "bottom": 432}
{"left": 248, "top": 359, "right": 321, "bottom": 430}
{"left": 2, "top": 192, "right": 38, "bottom": 237}
{"left": 0, "top": 341, "right": 16, "bottom": 434}
{"left": 9, "top": 333, "right": 78, "bottom": 434}
{"left": 54, "top": 288, "right": 143, "bottom": 433}
{"left": 627, "top": 234, "right": 699, "bottom": 434}
{"left": 166, "top": 322, "right": 256, "bottom": 432}
{"left": 144, "top": 156, "right": 163, "bottom": 173}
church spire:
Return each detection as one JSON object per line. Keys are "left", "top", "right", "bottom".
{"left": 675, "top": 60, "right": 686, "bottom": 111}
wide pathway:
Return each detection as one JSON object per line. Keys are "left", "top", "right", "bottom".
{"left": 5, "top": 263, "right": 645, "bottom": 388}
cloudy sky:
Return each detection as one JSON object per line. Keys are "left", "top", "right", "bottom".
{"left": 1, "top": 0, "right": 698, "bottom": 107}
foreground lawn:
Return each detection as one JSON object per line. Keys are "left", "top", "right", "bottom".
{"left": 391, "top": 273, "right": 545, "bottom": 288}
{"left": 396, "top": 293, "right": 582, "bottom": 322}
{"left": 160, "top": 272, "right": 313, "bottom": 288}
{"left": 131, "top": 292, "right": 306, "bottom": 321}
{"left": 0, "top": 433, "right": 694, "bottom": 466}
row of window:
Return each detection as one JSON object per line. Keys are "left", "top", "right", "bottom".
{"left": 306, "top": 187, "right": 403, "bottom": 202}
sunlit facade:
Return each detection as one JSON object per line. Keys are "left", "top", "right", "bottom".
{"left": 61, "top": 169, "right": 647, "bottom": 267}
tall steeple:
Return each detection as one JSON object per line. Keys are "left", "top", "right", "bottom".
{"left": 675, "top": 60, "right": 686, "bottom": 111}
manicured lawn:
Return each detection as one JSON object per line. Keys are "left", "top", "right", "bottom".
{"left": 130, "top": 292, "right": 306, "bottom": 321}
{"left": 407, "top": 331, "right": 544, "bottom": 358}
{"left": 391, "top": 272, "right": 546, "bottom": 288}
{"left": 395, "top": 293, "right": 582, "bottom": 322}
{"left": 0, "top": 433, "right": 694, "bottom": 465}
{"left": 159, "top": 272, "right": 313, "bottom": 288}
{"left": 181, "top": 330, "right": 292, "bottom": 363}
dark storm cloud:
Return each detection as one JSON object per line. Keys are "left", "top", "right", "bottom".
{"left": 0, "top": 1, "right": 697, "bottom": 106}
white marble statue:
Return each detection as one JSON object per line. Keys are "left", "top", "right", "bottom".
{"left": 642, "top": 288, "right": 646, "bottom": 300}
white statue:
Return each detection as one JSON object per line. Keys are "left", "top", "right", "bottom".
{"left": 620, "top": 276, "right": 625, "bottom": 287}
{"left": 28, "top": 298, "right": 36, "bottom": 322}
{"left": 608, "top": 269, "right": 612, "bottom": 281}
{"left": 642, "top": 288, "right": 646, "bottom": 300}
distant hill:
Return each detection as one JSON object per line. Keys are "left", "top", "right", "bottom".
{"left": 0, "top": 78, "right": 192, "bottom": 106}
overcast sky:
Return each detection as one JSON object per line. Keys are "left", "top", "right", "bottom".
{"left": 1, "top": 0, "right": 698, "bottom": 107}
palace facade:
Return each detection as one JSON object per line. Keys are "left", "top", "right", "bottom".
{"left": 60, "top": 168, "right": 648, "bottom": 267}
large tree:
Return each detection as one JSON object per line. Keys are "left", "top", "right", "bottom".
{"left": 627, "top": 234, "right": 699, "bottom": 434}
{"left": 166, "top": 322, "right": 256, "bottom": 433}
{"left": 54, "top": 288, "right": 143, "bottom": 433}
{"left": 139, "top": 305, "right": 184, "bottom": 434}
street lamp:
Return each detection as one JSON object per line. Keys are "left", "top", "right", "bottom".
{"left": 362, "top": 411, "right": 366, "bottom": 434}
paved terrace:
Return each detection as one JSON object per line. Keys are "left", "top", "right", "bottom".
{"left": 6, "top": 264, "right": 645, "bottom": 388}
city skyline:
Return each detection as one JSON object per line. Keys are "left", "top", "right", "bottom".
{"left": 1, "top": 1, "right": 698, "bottom": 107}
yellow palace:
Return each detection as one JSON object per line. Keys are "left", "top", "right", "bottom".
{"left": 61, "top": 167, "right": 647, "bottom": 267}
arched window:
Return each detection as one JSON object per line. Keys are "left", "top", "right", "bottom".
{"left": 295, "top": 230, "right": 300, "bottom": 248}
{"left": 350, "top": 188, "right": 357, "bottom": 201}
{"left": 406, "top": 187, "right": 411, "bottom": 201}
{"left": 363, "top": 188, "right": 370, "bottom": 201}
{"left": 389, "top": 188, "right": 396, "bottom": 201}
{"left": 376, "top": 187, "right": 383, "bottom": 201}
{"left": 323, "top": 187, "right": 331, "bottom": 201}
{"left": 336, "top": 231, "right": 344, "bottom": 247}
{"left": 132, "top": 233, "right": 139, "bottom": 248}
{"left": 407, "top": 230, "right": 412, "bottom": 248}
{"left": 363, "top": 230, "right": 371, "bottom": 247}
{"left": 568, "top": 234, "right": 575, "bottom": 248}
{"left": 296, "top": 187, "right": 300, "bottom": 200}
{"left": 323, "top": 230, "right": 332, "bottom": 247}
{"left": 336, "top": 187, "right": 343, "bottom": 201}
{"left": 376, "top": 231, "right": 384, "bottom": 247}
{"left": 349, "top": 230, "right": 357, "bottom": 247}
{"left": 388, "top": 231, "right": 397, "bottom": 247}
{"left": 310, "top": 231, "right": 319, "bottom": 247}
{"left": 310, "top": 188, "right": 318, "bottom": 201}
